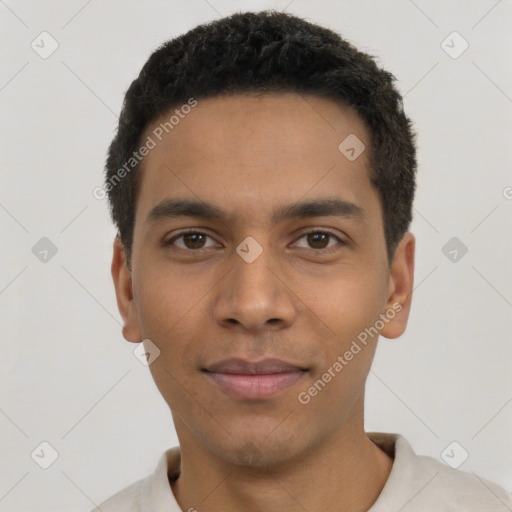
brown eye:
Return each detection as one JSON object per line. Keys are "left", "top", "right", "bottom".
{"left": 306, "top": 232, "right": 329, "bottom": 249}
{"left": 294, "top": 230, "right": 344, "bottom": 253}
{"left": 181, "top": 233, "right": 207, "bottom": 249}
{"left": 165, "top": 231, "right": 218, "bottom": 251}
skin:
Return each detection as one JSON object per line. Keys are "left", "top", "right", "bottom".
{"left": 112, "top": 92, "right": 415, "bottom": 512}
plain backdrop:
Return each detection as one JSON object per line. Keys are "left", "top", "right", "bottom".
{"left": 1, "top": 0, "right": 511, "bottom": 510}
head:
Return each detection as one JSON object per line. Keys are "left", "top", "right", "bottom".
{"left": 109, "top": 11, "right": 416, "bottom": 467}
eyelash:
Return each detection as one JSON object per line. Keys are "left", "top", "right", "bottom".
{"left": 164, "top": 229, "right": 345, "bottom": 255}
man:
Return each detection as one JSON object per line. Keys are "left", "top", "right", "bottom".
{"left": 94, "top": 10, "right": 512, "bottom": 511}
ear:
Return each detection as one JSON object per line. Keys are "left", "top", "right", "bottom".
{"left": 380, "top": 232, "right": 415, "bottom": 339}
{"left": 111, "top": 236, "right": 142, "bottom": 343}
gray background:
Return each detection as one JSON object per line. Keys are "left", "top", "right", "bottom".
{"left": 1, "top": 0, "right": 511, "bottom": 510}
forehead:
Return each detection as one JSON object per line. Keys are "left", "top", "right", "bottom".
{"left": 135, "top": 93, "right": 378, "bottom": 229}
{"left": 142, "top": 92, "right": 368, "bottom": 159}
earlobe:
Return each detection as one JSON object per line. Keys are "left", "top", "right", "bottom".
{"left": 111, "top": 237, "right": 142, "bottom": 343}
{"left": 380, "top": 232, "right": 415, "bottom": 340}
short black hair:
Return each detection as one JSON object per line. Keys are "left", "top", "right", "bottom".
{"left": 104, "top": 10, "right": 417, "bottom": 268}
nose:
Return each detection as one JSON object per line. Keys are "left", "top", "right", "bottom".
{"left": 213, "top": 243, "right": 297, "bottom": 333}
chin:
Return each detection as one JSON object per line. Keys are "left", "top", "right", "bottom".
{"left": 210, "top": 430, "right": 307, "bottom": 469}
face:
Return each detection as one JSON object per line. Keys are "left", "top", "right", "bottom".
{"left": 112, "top": 93, "right": 414, "bottom": 467}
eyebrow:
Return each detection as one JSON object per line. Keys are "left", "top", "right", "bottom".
{"left": 146, "top": 197, "right": 365, "bottom": 226}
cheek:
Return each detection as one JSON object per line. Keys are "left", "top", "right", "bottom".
{"left": 135, "top": 266, "right": 211, "bottom": 378}
{"left": 297, "top": 264, "right": 386, "bottom": 341}
{"left": 296, "top": 284, "right": 382, "bottom": 421}
{"left": 294, "top": 267, "right": 386, "bottom": 404}
{"left": 135, "top": 263, "right": 204, "bottom": 339}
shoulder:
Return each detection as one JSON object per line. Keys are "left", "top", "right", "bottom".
{"left": 412, "top": 449, "right": 512, "bottom": 510}
{"left": 402, "top": 438, "right": 512, "bottom": 510}
{"left": 89, "top": 477, "right": 145, "bottom": 512}
{"left": 88, "top": 447, "right": 181, "bottom": 512}
{"left": 369, "top": 432, "right": 512, "bottom": 511}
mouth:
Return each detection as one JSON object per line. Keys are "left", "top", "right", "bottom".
{"left": 202, "top": 358, "right": 308, "bottom": 401}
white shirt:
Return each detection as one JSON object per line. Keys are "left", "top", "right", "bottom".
{"left": 91, "top": 432, "right": 512, "bottom": 511}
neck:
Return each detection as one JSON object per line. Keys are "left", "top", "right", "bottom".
{"left": 170, "top": 419, "right": 393, "bottom": 512}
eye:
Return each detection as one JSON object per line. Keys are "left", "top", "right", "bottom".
{"left": 164, "top": 230, "right": 219, "bottom": 251}
{"left": 293, "top": 230, "right": 345, "bottom": 253}
{"left": 164, "top": 229, "right": 345, "bottom": 254}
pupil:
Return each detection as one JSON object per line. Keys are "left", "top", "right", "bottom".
{"left": 309, "top": 233, "right": 328, "bottom": 248}
{"left": 185, "top": 233, "right": 205, "bottom": 248}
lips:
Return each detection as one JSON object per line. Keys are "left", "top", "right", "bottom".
{"left": 203, "top": 358, "right": 308, "bottom": 400}
{"left": 205, "top": 357, "right": 307, "bottom": 374}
